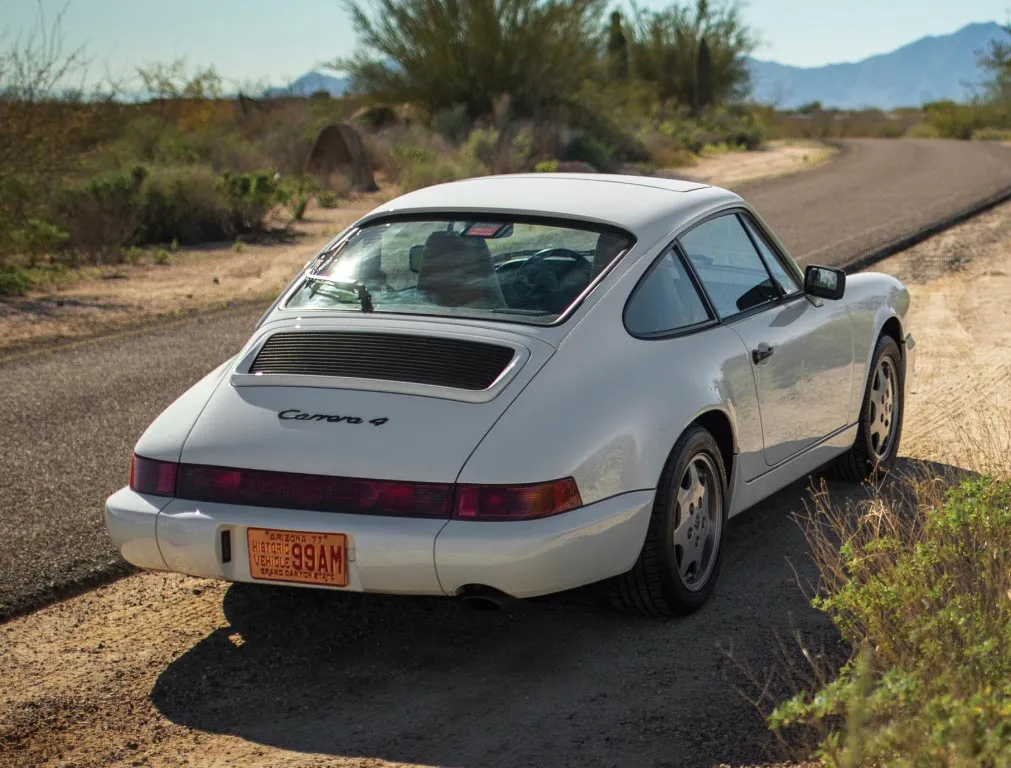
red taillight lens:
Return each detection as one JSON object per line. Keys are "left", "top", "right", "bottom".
{"left": 129, "top": 455, "right": 179, "bottom": 496}
{"left": 454, "top": 478, "right": 582, "bottom": 521}
{"left": 175, "top": 464, "right": 453, "bottom": 518}
{"left": 132, "top": 457, "right": 582, "bottom": 521}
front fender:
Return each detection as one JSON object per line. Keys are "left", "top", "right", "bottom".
{"left": 842, "top": 272, "right": 911, "bottom": 422}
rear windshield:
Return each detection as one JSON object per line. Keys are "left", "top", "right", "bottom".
{"left": 285, "top": 217, "right": 634, "bottom": 325}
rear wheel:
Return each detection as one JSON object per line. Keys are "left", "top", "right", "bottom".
{"left": 833, "top": 334, "right": 904, "bottom": 481}
{"left": 611, "top": 425, "right": 728, "bottom": 617}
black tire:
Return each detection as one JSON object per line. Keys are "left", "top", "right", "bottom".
{"left": 833, "top": 334, "right": 904, "bottom": 482}
{"left": 610, "top": 425, "right": 729, "bottom": 618}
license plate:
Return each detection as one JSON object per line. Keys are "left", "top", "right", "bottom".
{"left": 246, "top": 528, "right": 348, "bottom": 587}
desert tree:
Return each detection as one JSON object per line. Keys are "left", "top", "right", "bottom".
{"left": 332, "top": 0, "right": 607, "bottom": 120}
{"left": 628, "top": 0, "right": 756, "bottom": 108}
{"left": 976, "top": 20, "right": 1011, "bottom": 106}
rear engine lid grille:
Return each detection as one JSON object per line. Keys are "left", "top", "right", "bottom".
{"left": 248, "top": 331, "right": 516, "bottom": 391}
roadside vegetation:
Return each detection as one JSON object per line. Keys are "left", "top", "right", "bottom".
{"left": 0, "top": 4, "right": 1008, "bottom": 300}
{"left": 759, "top": 400, "right": 1011, "bottom": 765}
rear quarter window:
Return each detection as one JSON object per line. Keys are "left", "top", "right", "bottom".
{"left": 624, "top": 250, "right": 711, "bottom": 336}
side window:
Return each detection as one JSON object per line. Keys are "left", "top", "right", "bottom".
{"left": 679, "top": 214, "right": 779, "bottom": 319}
{"left": 625, "top": 250, "right": 711, "bottom": 336}
{"left": 741, "top": 215, "right": 801, "bottom": 295}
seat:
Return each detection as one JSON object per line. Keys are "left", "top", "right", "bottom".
{"left": 591, "top": 232, "right": 628, "bottom": 278}
{"left": 417, "top": 231, "right": 506, "bottom": 308}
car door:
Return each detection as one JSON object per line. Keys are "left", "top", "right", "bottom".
{"left": 679, "top": 212, "right": 854, "bottom": 467}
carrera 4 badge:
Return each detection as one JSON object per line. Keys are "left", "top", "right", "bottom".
{"left": 278, "top": 409, "right": 388, "bottom": 426}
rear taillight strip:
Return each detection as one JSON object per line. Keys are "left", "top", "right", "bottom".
{"left": 129, "top": 455, "right": 582, "bottom": 521}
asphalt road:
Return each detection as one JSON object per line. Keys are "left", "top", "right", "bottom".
{"left": 1, "top": 138, "right": 1010, "bottom": 620}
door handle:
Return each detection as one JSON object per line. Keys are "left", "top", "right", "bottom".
{"left": 752, "top": 343, "right": 775, "bottom": 364}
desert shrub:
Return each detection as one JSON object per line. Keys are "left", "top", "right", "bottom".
{"left": 456, "top": 127, "right": 530, "bottom": 174}
{"left": 662, "top": 107, "right": 766, "bottom": 151}
{"left": 459, "top": 128, "right": 500, "bottom": 169}
{"left": 770, "top": 456, "right": 1011, "bottom": 765}
{"left": 534, "top": 159, "right": 559, "bottom": 173}
{"left": 0, "top": 266, "right": 32, "bottom": 296}
{"left": 973, "top": 127, "right": 1011, "bottom": 141}
{"left": 922, "top": 100, "right": 997, "bottom": 140}
{"left": 364, "top": 123, "right": 453, "bottom": 176}
{"left": 431, "top": 104, "right": 472, "bottom": 143}
{"left": 7, "top": 219, "right": 70, "bottom": 266}
{"left": 218, "top": 170, "right": 280, "bottom": 233}
{"left": 51, "top": 166, "right": 149, "bottom": 261}
{"left": 638, "top": 130, "right": 696, "bottom": 168}
{"left": 390, "top": 145, "right": 485, "bottom": 193}
{"left": 137, "top": 165, "right": 229, "bottom": 245}
{"left": 565, "top": 135, "right": 617, "bottom": 171}
{"left": 317, "top": 191, "right": 341, "bottom": 208}
{"left": 276, "top": 177, "right": 311, "bottom": 221}
{"left": 903, "top": 122, "right": 941, "bottom": 139}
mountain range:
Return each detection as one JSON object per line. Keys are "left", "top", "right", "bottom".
{"left": 271, "top": 21, "right": 1007, "bottom": 111}
{"left": 748, "top": 21, "right": 1005, "bottom": 110}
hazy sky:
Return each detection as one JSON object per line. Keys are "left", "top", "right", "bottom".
{"left": 4, "top": 0, "right": 1008, "bottom": 88}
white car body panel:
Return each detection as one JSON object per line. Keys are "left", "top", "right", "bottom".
{"left": 106, "top": 173, "right": 914, "bottom": 601}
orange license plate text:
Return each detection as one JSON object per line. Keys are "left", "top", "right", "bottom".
{"left": 246, "top": 528, "right": 348, "bottom": 587}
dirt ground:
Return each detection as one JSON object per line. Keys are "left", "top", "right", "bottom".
{"left": 0, "top": 143, "right": 835, "bottom": 356}
{"left": 1, "top": 195, "right": 1009, "bottom": 767}
{"left": 680, "top": 140, "right": 837, "bottom": 188}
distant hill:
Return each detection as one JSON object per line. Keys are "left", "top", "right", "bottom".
{"left": 266, "top": 71, "right": 350, "bottom": 97}
{"left": 749, "top": 22, "right": 1006, "bottom": 110}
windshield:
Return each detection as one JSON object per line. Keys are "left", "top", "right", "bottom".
{"left": 285, "top": 217, "right": 634, "bottom": 324}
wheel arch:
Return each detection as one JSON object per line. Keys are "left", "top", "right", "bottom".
{"left": 880, "top": 315, "right": 903, "bottom": 356}
{"left": 691, "top": 408, "right": 736, "bottom": 493}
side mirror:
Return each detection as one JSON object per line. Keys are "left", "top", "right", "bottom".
{"left": 409, "top": 244, "right": 425, "bottom": 273}
{"left": 804, "top": 264, "right": 846, "bottom": 300}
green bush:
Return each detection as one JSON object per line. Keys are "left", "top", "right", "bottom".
{"left": 317, "top": 191, "right": 341, "bottom": 209}
{"left": 52, "top": 165, "right": 148, "bottom": 261}
{"left": 0, "top": 266, "right": 32, "bottom": 296}
{"left": 903, "top": 122, "right": 941, "bottom": 139}
{"left": 565, "top": 135, "right": 617, "bottom": 171}
{"left": 771, "top": 476, "right": 1011, "bottom": 766}
{"left": 973, "top": 127, "right": 1011, "bottom": 141}
{"left": 8, "top": 219, "right": 70, "bottom": 265}
{"left": 534, "top": 159, "right": 559, "bottom": 173}
{"left": 276, "top": 176, "right": 312, "bottom": 221}
{"left": 922, "top": 100, "right": 997, "bottom": 140}
{"left": 138, "top": 165, "right": 229, "bottom": 245}
{"left": 390, "top": 145, "right": 486, "bottom": 193}
{"left": 218, "top": 170, "right": 280, "bottom": 233}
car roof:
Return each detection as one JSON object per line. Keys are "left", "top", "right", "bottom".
{"left": 359, "top": 173, "right": 744, "bottom": 239}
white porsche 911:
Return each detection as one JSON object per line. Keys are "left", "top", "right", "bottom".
{"left": 106, "top": 173, "right": 914, "bottom": 616}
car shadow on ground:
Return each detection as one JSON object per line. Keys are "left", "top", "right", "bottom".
{"left": 149, "top": 458, "right": 955, "bottom": 768}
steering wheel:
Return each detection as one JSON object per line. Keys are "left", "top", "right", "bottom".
{"left": 517, "top": 247, "right": 590, "bottom": 289}
{"left": 512, "top": 248, "right": 590, "bottom": 307}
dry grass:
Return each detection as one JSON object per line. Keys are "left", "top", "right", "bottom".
{"left": 683, "top": 140, "right": 837, "bottom": 188}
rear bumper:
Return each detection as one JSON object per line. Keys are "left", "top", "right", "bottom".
{"left": 105, "top": 488, "right": 655, "bottom": 598}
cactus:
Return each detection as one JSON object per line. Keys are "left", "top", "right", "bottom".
{"left": 695, "top": 37, "right": 713, "bottom": 112}
{"left": 607, "top": 10, "right": 628, "bottom": 81}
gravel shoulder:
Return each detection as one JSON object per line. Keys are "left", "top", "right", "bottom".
{"left": 2, "top": 200, "right": 1009, "bottom": 768}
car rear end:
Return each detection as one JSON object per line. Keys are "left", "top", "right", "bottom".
{"left": 105, "top": 208, "right": 661, "bottom": 599}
